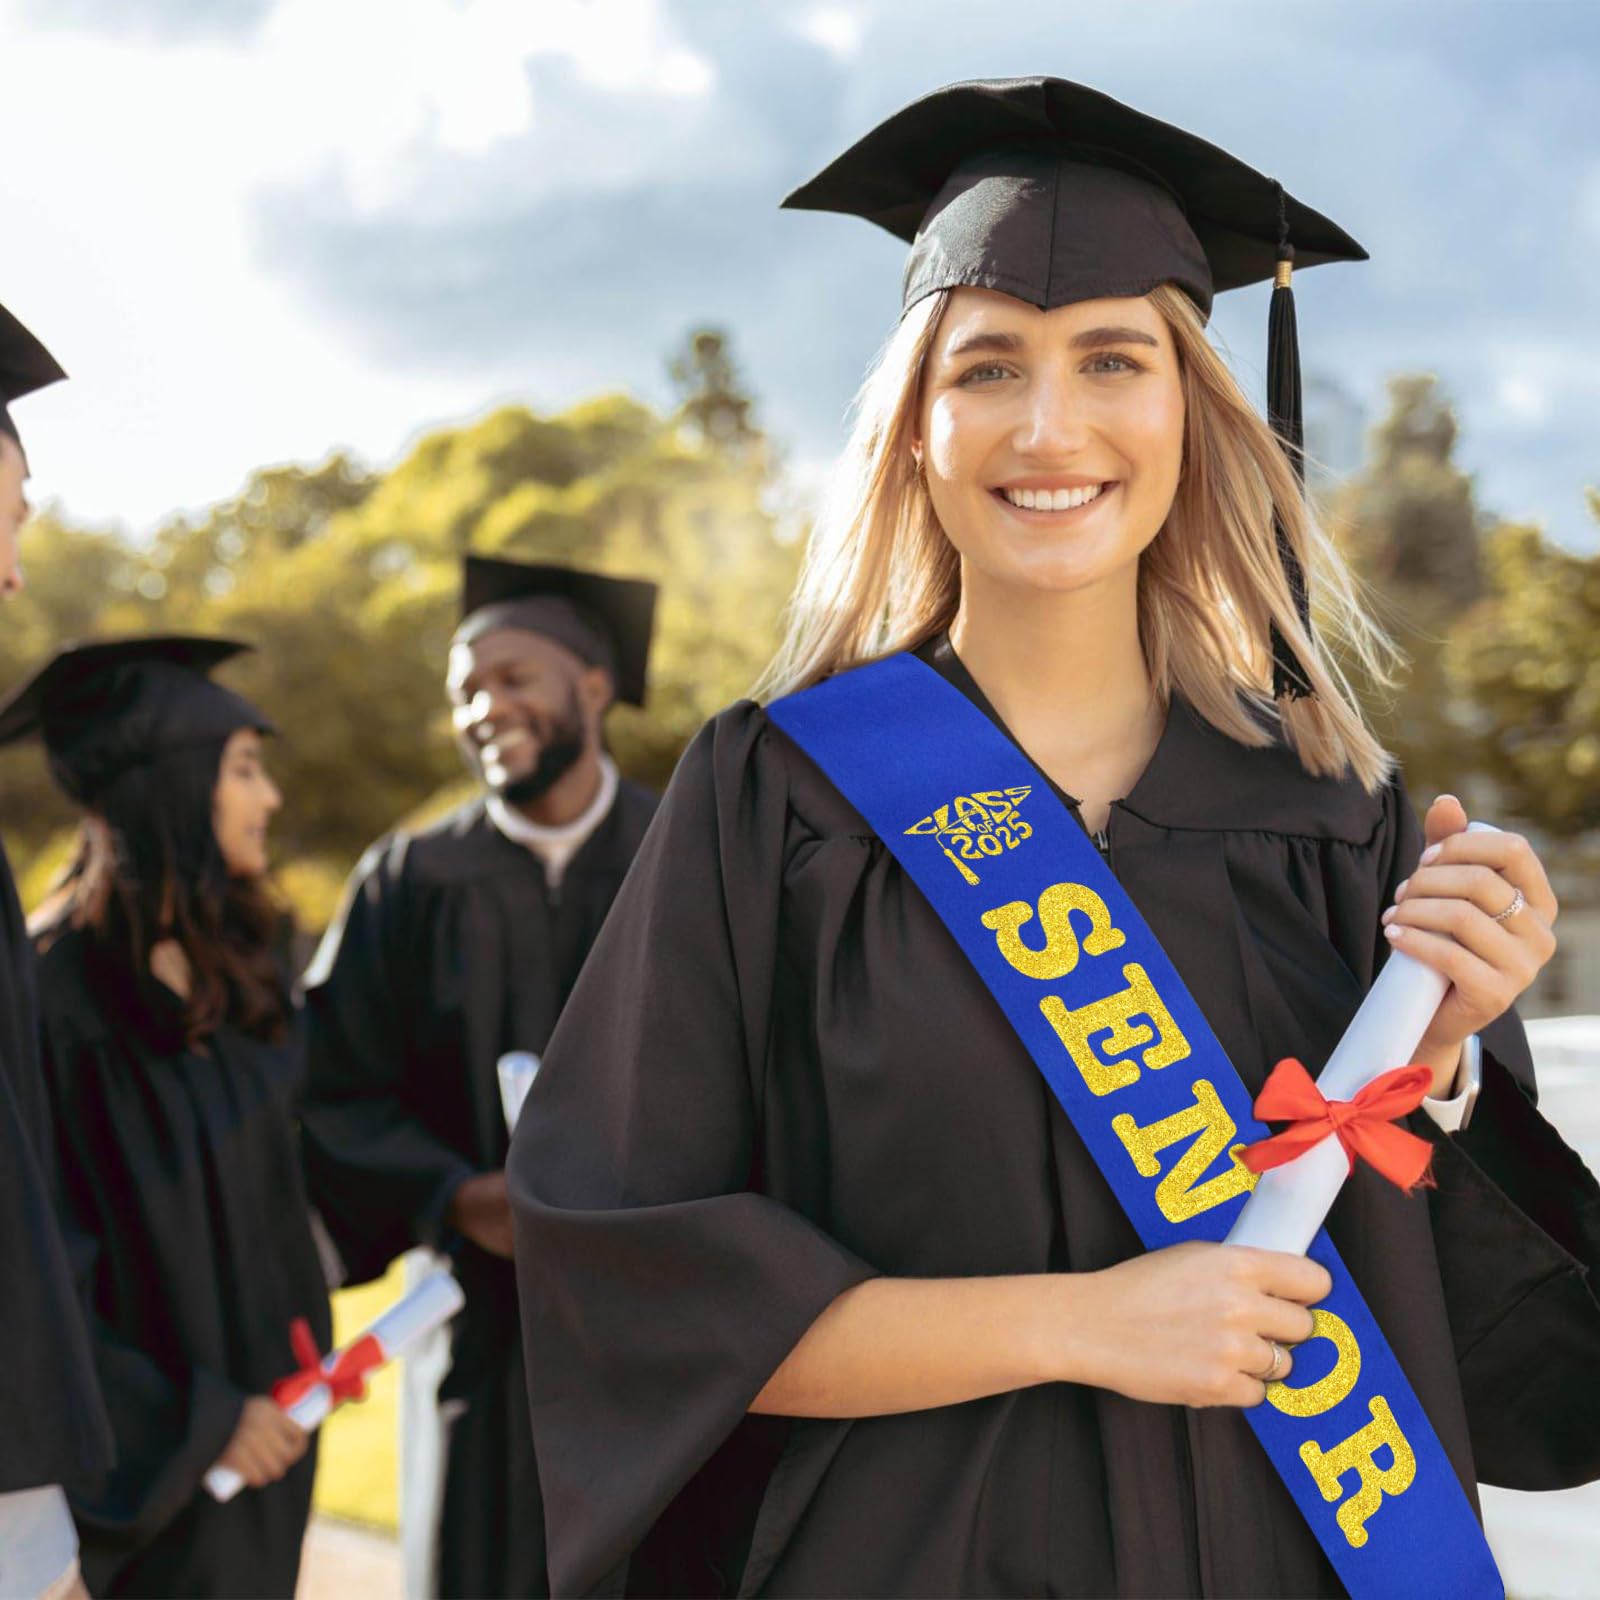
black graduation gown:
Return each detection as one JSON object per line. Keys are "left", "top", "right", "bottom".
{"left": 36, "top": 927, "right": 330, "bottom": 1599}
{"left": 510, "top": 639, "right": 1600, "bottom": 1600}
{"left": 299, "top": 785, "right": 659, "bottom": 1599}
{"left": 0, "top": 839, "right": 113, "bottom": 1496}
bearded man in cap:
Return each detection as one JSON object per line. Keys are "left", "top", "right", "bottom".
{"left": 300, "top": 556, "right": 659, "bottom": 1598}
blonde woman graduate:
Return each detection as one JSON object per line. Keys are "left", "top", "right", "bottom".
{"left": 509, "top": 79, "right": 1600, "bottom": 1599}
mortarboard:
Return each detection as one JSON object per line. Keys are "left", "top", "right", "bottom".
{"left": 0, "top": 635, "right": 273, "bottom": 805}
{"left": 456, "top": 556, "right": 658, "bottom": 708}
{"left": 0, "top": 299, "right": 67, "bottom": 454}
{"left": 784, "top": 76, "right": 1368, "bottom": 699}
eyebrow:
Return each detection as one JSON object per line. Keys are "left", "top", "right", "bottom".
{"left": 942, "top": 330, "right": 1024, "bottom": 359}
{"left": 942, "top": 324, "right": 1161, "bottom": 360}
{"left": 1071, "top": 325, "right": 1160, "bottom": 351}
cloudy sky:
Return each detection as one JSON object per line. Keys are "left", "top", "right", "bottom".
{"left": 3, "top": 0, "right": 1597, "bottom": 548}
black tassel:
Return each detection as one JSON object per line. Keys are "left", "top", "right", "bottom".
{"left": 1267, "top": 185, "right": 1315, "bottom": 701}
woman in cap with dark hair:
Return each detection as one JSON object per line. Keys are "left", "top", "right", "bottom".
{"left": 510, "top": 80, "right": 1600, "bottom": 1598}
{"left": 2, "top": 636, "right": 330, "bottom": 1598}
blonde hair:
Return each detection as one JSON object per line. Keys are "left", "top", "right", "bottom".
{"left": 755, "top": 283, "right": 1400, "bottom": 793}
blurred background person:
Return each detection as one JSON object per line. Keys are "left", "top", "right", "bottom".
{"left": 2, "top": 636, "right": 329, "bottom": 1598}
{"left": 300, "top": 557, "right": 658, "bottom": 1598}
{"left": 0, "top": 301, "right": 113, "bottom": 1600}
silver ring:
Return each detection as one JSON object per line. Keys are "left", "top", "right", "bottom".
{"left": 1490, "top": 887, "right": 1525, "bottom": 924}
{"left": 1259, "top": 1342, "right": 1289, "bottom": 1382}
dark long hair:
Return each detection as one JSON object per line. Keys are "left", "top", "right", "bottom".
{"left": 34, "top": 737, "right": 291, "bottom": 1047}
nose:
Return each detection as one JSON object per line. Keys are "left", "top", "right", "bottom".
{"left": 1011, "top": 365, "right": 1093, "bottom": 460}
{"left": 264, "top": 777, "right": 283, "bottom": 815}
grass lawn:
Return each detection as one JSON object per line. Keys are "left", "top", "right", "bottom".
{"left": 311, "top": 1261, "right": 404, "bottom": 1530}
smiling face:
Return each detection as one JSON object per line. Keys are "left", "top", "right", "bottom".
{"left": 211, "top": 727, "right": 281, "bottom": 879}
{"left": 915, "top": 288, "right": 1186, "bottom": 600}
{"left": 0, "top": 433, "right": 31, "bottom": 597}
{"left": 447, "top": 627, "right": 611, "bottom": 802}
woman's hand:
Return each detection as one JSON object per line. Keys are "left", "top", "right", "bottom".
{"left": 1381, "top": 796, "right": 1559, "bottom": 1095}
{"left": 213, "top": 1396, "right": 309, "bottom": 1488}
{"left": 1071, "top": 1241, "right": 1332, "bottom": 1409}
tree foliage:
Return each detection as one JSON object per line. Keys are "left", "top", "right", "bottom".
{"left": 1335, "top": 374, "right": 1600, "bottom": 842}
{"left": 0, "top": 331, "right": 798, "bottom": 928}
{"left": 668, "top": 327, "right": 760, "bottom": 456}
{"left": 1446, "top": 499, "right": 1600, "bottom": 837}
{"left": 1332, "top": 375, "right": 1490, "bottom": 803}
{"left": 1340, "top": 375, "right": 1483, "bottom": 608}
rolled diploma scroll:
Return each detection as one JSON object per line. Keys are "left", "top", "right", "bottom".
{"left": 203, "top": 1269, "right": 466, "bottom": 1503}
{"left": 1224, "top": 822, "right": 1498, "bottom": 1256}
{"left": 498, "top": 1050, "right": 541, "bottom": 1134}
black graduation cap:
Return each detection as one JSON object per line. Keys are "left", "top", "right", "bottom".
{"left": 784, "top": 77, "right": 1368, "bottom": 700}
{"left": 0, "top": 299, "right": 67, "bottom": 452}
{"left": 456, "top": 556, "right": 658, "bottom": 708}
{"left": 0, "top": 635, "right": 273, "bottom": 805}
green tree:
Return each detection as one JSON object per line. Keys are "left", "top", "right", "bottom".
{"left": 1332, "top": 375, "right": 1487, "bottom": 801}
{"left": 0, "top": 514, "right": 151, "bottom": 863}
{"left": 1341, "top": 376, "right": 1483, "bottom": 608}
{"left": 0, "top": 334, "right": 800, "bottom": 931}
{"left": 1446, "top": 499, "right": 1600, "bottom": 837}
{"left": 669, "top": 327, "right": 760, "bottom": 456}
{"left": 141, "top": 453, "right": 375, "bottom": 618}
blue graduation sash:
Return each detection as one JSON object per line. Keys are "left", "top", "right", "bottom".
{"left": 769, "top": 652, "right": 1503, "bottom": 1600}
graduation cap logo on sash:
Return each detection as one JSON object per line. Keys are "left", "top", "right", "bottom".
{"left": 784, "top": 76, "right": 1369, "bottom": 701}
{"left": 903, "top": 785, "right": 1034, "bottom": 887}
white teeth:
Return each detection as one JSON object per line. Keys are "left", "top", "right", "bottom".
{"left": 1003, "top": 483, "right": 1105, "bottom": 511}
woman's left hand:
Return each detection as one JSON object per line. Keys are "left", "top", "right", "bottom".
{"left": 1380, "top": 795, "right": 1559, "bottom": 1095}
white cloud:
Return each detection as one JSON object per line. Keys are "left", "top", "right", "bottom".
{"left": 249, "top": 0, "right": 717, "bottom": 211}
{"left": 1497, "top": 375, "right": 1550, "bottom": 426}
{"left": 1, "top": 0, "right": 1596, "bottom": 560}
{"left": 793, "top": 5, "right": 866, "bottom": 60}
{"left": 1578, "top": 165, "right": 1600, "bottom": 244}
{"left": 0, "top": 0, "right": 716, "bottom": 527}
{"left": 659, "top": 44, "right": 716, "bottom": 97}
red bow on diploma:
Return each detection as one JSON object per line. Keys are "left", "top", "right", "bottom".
{"left": 272, "top": 1317, "right": 384, "bottom": 1410}
{"left": 1237, "top": 1057, "right": 1437, "bottom": 1193}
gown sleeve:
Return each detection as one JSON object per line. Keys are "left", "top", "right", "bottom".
{"left": 299, "top": 841, "right": 478, "bottom": 1282}
{"left": 39, "top": 1026, "right": 246, "bottom": 1550}
{"left": 509, "top": 705, "right": 880, "bottom": 1598}
{"left": 0, "top": 846, "right": 113, "bottom": 1495}
{"left": 0, "top": 1073, "right": 115, "bottom": 1495}
{"left": 1373, "top": 778, "right": 1600, "bottom": 1488}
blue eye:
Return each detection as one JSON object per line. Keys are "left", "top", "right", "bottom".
{"left": 1085, "top": 352, "right": 1142, "bottom": 375}
{"left": 958, "top": 363, "right": 1013, "bottom": 386}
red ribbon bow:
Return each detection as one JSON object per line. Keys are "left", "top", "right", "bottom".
{"left": 271, "top": 1317, "right": 384, "bottom": 1411}
{"left": 1237, "top": 1057, "right": 1437, "bottom": 1193}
